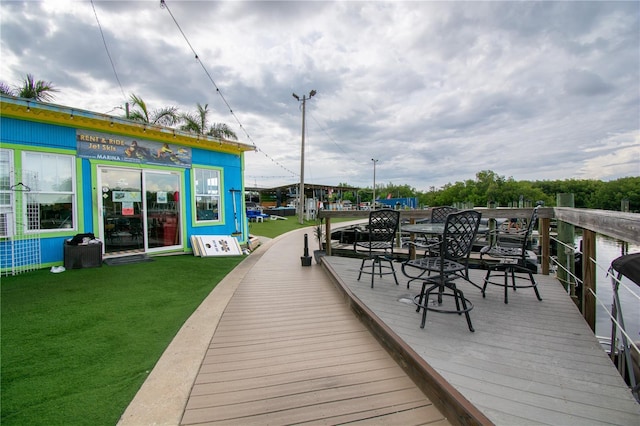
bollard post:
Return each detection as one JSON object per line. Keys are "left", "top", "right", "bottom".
{"left": 301, "top": 233, "right": 312, "bottom": 266}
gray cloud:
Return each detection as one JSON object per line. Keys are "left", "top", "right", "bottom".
{"left": 1, "top": 0, "right": 637, "bottom": 190}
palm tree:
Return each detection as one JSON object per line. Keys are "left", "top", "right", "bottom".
{"left": 17, "top": 74, "right": 58, "bottom": 101}
{"left": 126, "top": 93, "right": 179, "bottom": 127}
{"left": 0, "top": 74, "right": 58, "bottom": 101}
{"left": 180, "top": 103, "right": 238, "bottom": 140}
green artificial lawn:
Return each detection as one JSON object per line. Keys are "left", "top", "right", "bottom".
{"left": 1, "top": 255, "right": 244, "bottom": 425}
{"left": 247, "top": 216, "right": 356, "bottom": 239}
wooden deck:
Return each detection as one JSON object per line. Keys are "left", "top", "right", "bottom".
{"left": 180, "top": 229, "right": 456, "bottom": 425}
{"left": 323, "top": 256, "right": 640, "bottom": 425}
{"left": 122, "top": 225, "right": 639, "bottom": 425}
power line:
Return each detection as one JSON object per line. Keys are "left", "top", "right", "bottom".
{"left": 308, "top": 112, "right": 350, "bottom": 156}
{"left": 90, "top": 0, "right": 126, "bottom": 103}
{"left": 160, "top": 0, "right": 297, "bottom": 178}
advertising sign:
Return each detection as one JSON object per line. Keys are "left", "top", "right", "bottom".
{"left": 77, "top": 130, "right": 191, "bottom": 168}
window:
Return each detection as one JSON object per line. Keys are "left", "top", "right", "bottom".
{"left": 22, "top": 152, "right": 75, "bottom": 231}
{"left": 193, "top": 168, "right": 220, "bottom": 222}
{"left": 0, "top": 149, "right": 13, "bottom": 237}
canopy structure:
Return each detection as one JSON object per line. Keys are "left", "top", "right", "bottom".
{"left": 612, "top": 253, "right": 640, "bottom": 286}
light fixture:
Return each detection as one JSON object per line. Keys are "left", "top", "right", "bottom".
{"left": 172, "top": 130, "right": 176, "bottom": 138}
{"left": 69, "top": 111, "right": 74, "bottom": 120}
{"left": 26, "top": 101, "right": 30, "bottom": 112}
{"left": 110, "top": 120, "right": 114, "bottom": 127}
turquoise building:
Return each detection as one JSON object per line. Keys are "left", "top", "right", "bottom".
{"left": 1, "top": 95, "right": 254, "bottom": 273}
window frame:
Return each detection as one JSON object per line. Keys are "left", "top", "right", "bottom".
{"left": 192, "top": 166, "right": 222, "bottom": 224}
{"left": 0, "top": 149, "right": 14, "bottom": 237}
{"left": 21, "top": 151, "right": 77, "bottom": 233}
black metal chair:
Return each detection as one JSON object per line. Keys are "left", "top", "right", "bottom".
{"left": 355, "top": 209, "right": 400, "bottom": 288}
{"left": 430, "top": 206, "right": 458, "bottom": 223}
{"left": 608, "top": 252, "right": 640, "bottom": 402}
{"left": 402, "top": 206, "right": 481, "bottom": 291}
{"left": 480, "top": 207, "right": 542, "bottom": 304}
{"left": 407, "top": 206, "right": 460, "bottom": 252}
{"left": 402, "top": 210, "right": 481, "bottom": 330}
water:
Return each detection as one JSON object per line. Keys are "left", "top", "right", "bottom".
{"left": 574, "top": 234, "right": 640, "bottom": 343}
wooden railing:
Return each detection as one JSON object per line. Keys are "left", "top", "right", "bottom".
{"left": 318, "top": 207, "right": 640, "bottom": 330}
{"left": 552, "top": 208, "right": 639, "bottom": 331}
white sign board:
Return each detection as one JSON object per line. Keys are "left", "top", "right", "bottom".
{"left": 191, "top": 235, "right": 242, "bottom": 257}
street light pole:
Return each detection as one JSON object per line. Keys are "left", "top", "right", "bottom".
{"left": 371, "top": 158, "right": 378, "bottom": 209}
{"left": 292, "top": 90, "right": 316, "bottom": 224}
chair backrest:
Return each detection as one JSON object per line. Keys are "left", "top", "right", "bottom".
{"left": 441, "top": 210, "right": 481, "bottom": 261}
{"left": 368, "top": 209, "right": 400, "bottom": 243}
{"left": 517, "top": 206, "right": 538, "bottom": 257}
{"left": 431, "top": 206, "right": 459, "bottom": 223}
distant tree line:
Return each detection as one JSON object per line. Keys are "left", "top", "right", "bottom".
{"left": 339, "top": 171, "right": 639, "bottom": 212}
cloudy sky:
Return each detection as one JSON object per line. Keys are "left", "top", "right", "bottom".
{"left": 1, "top": 0, "right": 638, "bottom": 190}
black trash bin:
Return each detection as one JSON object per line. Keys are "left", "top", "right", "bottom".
{"left": 64, "top": 234, "right": 102, "bottom": 269}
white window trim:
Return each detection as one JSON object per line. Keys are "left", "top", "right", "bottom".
{"left": 193, "top": 167, "right": 222, "bottom": 224}
{"left": 0, "top": 149, "right": 14, "bottom": 237}
{"left": 21, "top": 151, "right": 77, "bottom": 234}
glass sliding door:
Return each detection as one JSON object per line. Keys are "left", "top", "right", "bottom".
{"left": 98, "top": 167, "right": 182, "bottom": 254}
{"left": 144, "top": 171, "right": 181, "bottom": 250}
{"left": 99, "top": 168, "right": 144, "bottom": 254}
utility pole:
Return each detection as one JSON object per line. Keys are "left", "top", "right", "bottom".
{"left": 371, "top": 158, "right": 378, "bottom": 209}
{"left": 292, "top": 90, "right": 316, "bottom": 224}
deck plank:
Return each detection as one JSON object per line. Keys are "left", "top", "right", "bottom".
{"left": 324, "top": 255, "right": 640, "bottom": 425}
{"left": 180, "top": 230, "right": 451, "bottom": 425}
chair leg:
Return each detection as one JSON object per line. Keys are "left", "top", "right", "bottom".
{"left": 420, "top": 304, "right": 428, "bottom": 328}
{"left": 420, "top": 283, "right": 438, "bottom": 328}
{"left": 451, "top": 284, "right": 462, "bottom": 314}
{"left": 371, "top": 257, "right": 377, "bottom": 288}
{"left": 389, "top": 258, "right": 399, "bottom": 285}
{"left": 456, "top": 288, "right": 474, "bottom": 332}
{"left": 529, "top": 271, "right": 542, "bottom": 300}
{"left": 357, "top": 258, "right": 366, "bottom": 281}
{"left": 416, "top": 281, "right": 428, "bottom": 312}
{"left": 482, "top": 269, "right": 491, "bottom": 298}
{"left": 504, "top": 268, "right": 509, "bottom": 304}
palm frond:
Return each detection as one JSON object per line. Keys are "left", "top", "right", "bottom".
{"left": 17, "top": 74, "right": 57, "bottom": 101}
{"left": 128, "top": 93, "right": 150, "bottom": 122}
{"left": 179, "top": 113, "right": 202, "bottom": 134}
{"left": 151, "top": 107, "right": 179, "bottom": 126}
{"left": 207, "top": 123, "right": 238, "bottom": 140}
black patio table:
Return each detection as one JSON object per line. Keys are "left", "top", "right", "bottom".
{"left": 402, "top": 223, "right": 489, "bottom": 259}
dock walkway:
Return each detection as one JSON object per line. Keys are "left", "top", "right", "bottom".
{"left": 120, "top": 226, "right": 640, "bottom": 425}
{"left": 119, "top": 228, "right": 452, "bottom": 425}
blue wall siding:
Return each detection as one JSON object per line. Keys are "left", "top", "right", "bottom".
{"left": 42, "top": 237, "right": 67, "bottom": 263}
{"left": 1, "top": 117, "right": 77, "bottom": 149}
{"left": 0, "top": 236, "right": 66, "bottom": 270}
{"left": 2, "top": 116, "right": 246, "bottom": 270}
{"left": 80, "top": 159, "right": 95, "bottom": 234}
{"left": 188, "top": 148, "right": 246, "bottom": 242}
{"left": 192, "top": 148, "right": 240, "bottom": 168}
